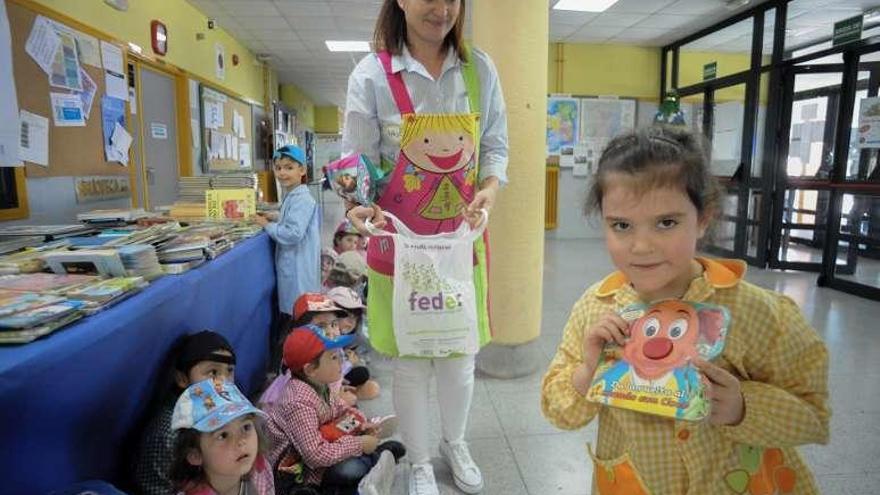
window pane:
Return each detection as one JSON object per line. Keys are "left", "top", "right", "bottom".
{"left": 680, "top": 18, "right": 753, "bottom": 87}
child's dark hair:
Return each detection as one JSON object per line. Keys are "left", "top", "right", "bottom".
{"left": 586, "top": 126, "right": 721, "bottom": 221}
{"left": 333, "top": 230, "right": 361, "bottom": 248}
{"left": 169, "top": 414, "right": 269, "bottom": 489}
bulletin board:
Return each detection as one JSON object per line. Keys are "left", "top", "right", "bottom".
{"left": 200, "top": 84, "right": 254, "bottom": 172}
{"left": 8, "top": 0, "right": 129, "bottom": 177}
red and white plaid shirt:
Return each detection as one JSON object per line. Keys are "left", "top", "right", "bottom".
{"left": 265, "top": 377, "right": 363, "bottom": 485}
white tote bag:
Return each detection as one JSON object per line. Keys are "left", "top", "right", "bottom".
{"left": 366, "top": 210, "right": 488, "bottom": 358}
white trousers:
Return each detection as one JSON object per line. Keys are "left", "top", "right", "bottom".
{"left": 392, "top": 354, "right": 475, "bottom": 465}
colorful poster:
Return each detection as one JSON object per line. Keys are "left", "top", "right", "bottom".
{"left": 205, "top": 189, "right": 255, "bottom": 220}
{"left": 48, "top": 28, "right": 82, "bottom": 91}
{"left": 50, "top": 93, "right": 85, "bottom": 126}
{"left": 547, "top": 96, "right": 579, "bottom": 155}
{"left": 857, "top": 96, "right": 880, "bottom": 148}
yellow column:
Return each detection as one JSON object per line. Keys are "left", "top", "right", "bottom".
{"left": 472, "top": 0, "right": 548, "bottom": 377}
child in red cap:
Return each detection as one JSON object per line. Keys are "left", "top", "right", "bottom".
{"left": 264, "top": 325, "right": 404, "bottom": 495}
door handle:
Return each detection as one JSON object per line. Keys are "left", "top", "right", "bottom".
{"left": 146, "top": 167, "right": 155, "bottom": 186}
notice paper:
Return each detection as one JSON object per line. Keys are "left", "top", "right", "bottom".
{"left": 101, "top": 96, "right": 125, "bottom": 162}
{"left": 190, "top": 119, "right": 200, "bottom": 150}
{"left": 110, "top": 122, "right": 132, "bottom": 165}
{"left": 71, "top": 31, "right": 100, "bottom": 68}
{"left": 18, "top": 110, "right": 48, "bottom": 166}
{"left": 204, "top": 100, "right": 223, "bottom": 129}
{"left": 238, "top": 143, "right": 251, "bottom": 168}
{"left": 99, "top": 40, "right": 123, "bottom": 74}
{"left": 79, "top": 68, "right": 96, "bottom": 119}
{"left": 50, "top": 92, "right": 85, "bottom": 127}
{"left": 25, "top": 16, "right": 60, "bottom": 75}
{"left": 49, "top": 28, "right": 82, "bottom": 91}
{"left": 105, "top": 70, "right": 127, "bottom": 101}
{"left": 0, "top": 0, "right": 20, "bottom": 167}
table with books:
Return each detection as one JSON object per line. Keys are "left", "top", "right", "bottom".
{"left": 0, "top": 232, "right": 276, "bottom": 494}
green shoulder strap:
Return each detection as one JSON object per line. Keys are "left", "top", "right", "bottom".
{"left": 461, "top": 44, "right": 481, "bottom": 115}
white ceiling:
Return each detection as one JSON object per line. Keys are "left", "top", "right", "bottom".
{"left": 186, "top": 0, "right": 877, "bottom": 107}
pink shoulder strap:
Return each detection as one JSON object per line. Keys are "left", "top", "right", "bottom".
{"left": 376, "top": 51, "right": 415, "bottom": 115}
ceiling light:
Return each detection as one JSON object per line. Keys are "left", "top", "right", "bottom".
{"left": 325, "top": 41, "right": 370, "bottom": 52}
{"left": 552, "top": 0, "right": 619, "bottom": 12}
{"left": 724, "top": 0, "right": 750, "bottom": 10}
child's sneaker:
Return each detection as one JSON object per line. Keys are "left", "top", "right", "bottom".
{"left": 408, "top": 462, "right": 439, "bottom": 495}
{"left": 440, "top": 439, "right": 483, "bottom": 493}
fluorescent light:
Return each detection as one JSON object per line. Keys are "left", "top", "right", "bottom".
{"left": 553, "top": 0, "right": 619, "bottom": 12}
{"left": 325, "top": 40, "right": 370, "bottom": 52}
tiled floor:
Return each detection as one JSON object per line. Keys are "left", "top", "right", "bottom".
{"left": 355, "top": 237, "right": 880, "bottom": 495}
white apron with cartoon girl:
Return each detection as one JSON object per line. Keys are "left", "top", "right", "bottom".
{"left": 366, "top": 49, "right": 491, "bottom": 357}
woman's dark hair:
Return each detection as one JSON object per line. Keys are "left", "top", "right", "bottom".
{"left": 169, "top": 415, "right": 270, "bottom": 489}
{"left": 373, "top": 0, "right": 468, "bottom": 62}
{"left": 586, "top": 126, "right": 721, "bottom": 222}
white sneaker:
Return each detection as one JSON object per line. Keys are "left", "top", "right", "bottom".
{"left": 439, "top": 440, "right": 483, "bottom": 494}
{"left": 358, "top": 451, "right": 395, "bottom": 495}
{"left": 408, "top": 462, "right": 440, "bottom": 495}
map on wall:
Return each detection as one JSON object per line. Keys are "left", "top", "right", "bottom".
{"left": 579, "top": 98, "right": 636, "bottom": 163}
{"left": 547, "top": 96, "right": 579, "bottom": 155}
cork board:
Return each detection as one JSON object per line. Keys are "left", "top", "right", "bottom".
{"left": 8, "top": 1, "right": 129, "bottom": 177}
{"left": 201, "top": 85, "right": 254, "bottom": 172}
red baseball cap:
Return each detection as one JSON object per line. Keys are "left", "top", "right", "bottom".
{"left": 283, "top": 324, "right": 355, "bottom": 371}
{"left": 292, "top": 292, "right": 344, "bottom": 321}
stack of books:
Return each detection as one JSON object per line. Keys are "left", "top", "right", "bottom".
{"left": 0, "top": 242, "right": 72, "bottom": 274}
{"left": 0, "top": 287, "right": 85, "bottom": 344}
{"left": 212, "top": 173, "right": 258, "bottom": 190}
{"left": 0, "top": 235, "right": 44, "bottom": 256}
{"left": 178, "top": 176, "right": 212, "bottom": 203}
{"left": 0, "top": 225, "right": 96, "bottom": 241}
{"left": 41, "top": 250, "right": 128, "bottom": 278}
{"left": 63, "top": 276, "right": 148, "bottom": 314}
{"left": 76, "top": 209, "right": 151, "bottom": 228}
{"left": 0, "top": 273, "right": 98, "bottom": 293}
{"left": 116, "top": 245, "right": 164, "bottom": 279}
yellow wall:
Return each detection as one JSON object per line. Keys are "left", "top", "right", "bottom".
{"left": 314, "top": 106, "right": 340, "bottom": 134}
{"left": 550, "top": 43, "right": 770, "bottom": 104}
{"left": 549, "top": 43, "right": 660, "bottom": 99}
{"left": 31, "top": 0, "right": 270, "bottom": 102}
{"left": 280, "top": 84, "right": 315, "bottom": 130}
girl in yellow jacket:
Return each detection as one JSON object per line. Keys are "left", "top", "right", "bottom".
{"left": 541, "top": 126, "right": 829, "bottom": 495}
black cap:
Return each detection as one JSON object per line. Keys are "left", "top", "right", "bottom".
{"left": 175, "top": 331, "right": 236, "bottom": 372}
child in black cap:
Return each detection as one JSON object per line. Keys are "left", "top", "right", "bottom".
{"left": 132, "top": 331, "right": 237, "bottom": 495}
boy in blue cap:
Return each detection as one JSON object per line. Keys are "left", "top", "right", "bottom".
{"left": 255, "top": 145, "right": 321, "bottom": 370}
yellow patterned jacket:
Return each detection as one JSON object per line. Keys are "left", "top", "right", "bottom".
{"left": 541, "top": 258, "right": 830, "bottom": 495}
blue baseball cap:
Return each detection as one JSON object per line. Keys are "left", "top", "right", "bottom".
{"left": 171, "top": 378, "right": 266, "bottom": 432}
{"left": 273, "top": 145, "right": 306, "bottom": 165}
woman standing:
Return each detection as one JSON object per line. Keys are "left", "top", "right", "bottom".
{"left": 343, "top": 1, "right": 508, "bottom": 494}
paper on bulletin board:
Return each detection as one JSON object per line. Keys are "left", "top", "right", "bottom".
{"left": 0, "top": 0, "right": 19, "bottom": 167}
{"left": 99, "top": 40, "right": 123, "bottom": 74}
{"left": 49, "top": 28, "right": 82, "bottom": 91}
{"left": 204, "top": 100, "right": 224, "bottom": 129}
{"left": 79, "top": 68, "right": 96, "bottom": 120}
{"left": 101, "top": 95, "right": 125, "bottom": 162}
{"left": 857, "top": 96, "right": 880, "bottom": 148}
{"left": 190, "top": 119, "right": 200, "bottom": 149}
{"left": 105, "top": 70, "right": 128, "bottom": 101}
{"left": 559, "top": 146, "right": 574, "bottom": 168}
{"left": 50, "top": 93, "right": 85, "bottom": 127}
{"left": 547, "top": 96, "right": 579, "bottom": 155}
{"left": 238, "top": 143, "right": 251, "bottom": 168}
{"left": 109, "top": 122, "right": 131, "bottom": 165}
{"left": 25, "top": 15, "right": 60, "bottom": 75}
{"left": 18, "top": 110, "right": 48, "bottom": 166}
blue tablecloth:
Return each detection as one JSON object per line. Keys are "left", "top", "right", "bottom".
{"left": 0, "top": 233, "right": 276, "bottom": 495}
